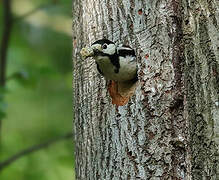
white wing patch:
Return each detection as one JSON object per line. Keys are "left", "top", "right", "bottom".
{"left": 117, "top": 44, "right": 133, "bottom": 52}
{"left": 118, "top": 56, "right": 137, "bottom": 81}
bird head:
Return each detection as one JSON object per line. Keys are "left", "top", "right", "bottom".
{"left": 80, "top": 39, "right": 116, "bottom": 60}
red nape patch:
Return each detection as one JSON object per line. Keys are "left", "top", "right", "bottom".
{"left": 108, "top": 81, "right": 129, "bottom": 106}
{"left": 138, "top": 9, "right": 143, "bottom": 15}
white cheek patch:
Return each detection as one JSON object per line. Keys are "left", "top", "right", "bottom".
{"left": 103, "top": 44, "right": 116, "bottom": 55}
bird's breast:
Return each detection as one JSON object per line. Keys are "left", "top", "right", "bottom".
{"left": 96, "top": 56, "right": 137, "bottom": 82}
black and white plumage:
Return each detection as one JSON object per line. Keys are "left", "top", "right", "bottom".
{"left": 80, "top": 39, "right": 137, "bottom": 82}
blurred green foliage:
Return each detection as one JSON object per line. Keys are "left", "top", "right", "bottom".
{"left": 0, "top": 0, "right": 74, "bottom": 179}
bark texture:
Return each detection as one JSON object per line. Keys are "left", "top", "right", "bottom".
{"left": 72, "top": 0, "right": 218, "bottom": 179}
{"left": 183, "top": 0, "right": 219, "bottom": 179}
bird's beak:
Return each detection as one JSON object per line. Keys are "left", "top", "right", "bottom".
{"left": 80, "top": 44, "right": 102, "bottom": 59}
{"left": 91, "top": 44, "right": 102, "bottom": 52}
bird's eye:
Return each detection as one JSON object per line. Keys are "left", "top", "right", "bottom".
{"left": 102, "top": 44, "right": 107, "bottom": 49}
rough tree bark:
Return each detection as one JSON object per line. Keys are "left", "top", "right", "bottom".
{"left": 183, "top": 1, "right": 218, "bottom": 179}
{"left": 72, "top": 0, "right": 218, "bottom": 179}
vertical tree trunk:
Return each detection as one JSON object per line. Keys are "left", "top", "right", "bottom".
{"left": 72, "top": 0, "right": 218, "bottom": 179}
{"left": 183, "top": 0, "right": 219, "bottom": 179}
{"left": 0, "top": 0, "right": 12, "bottom": 136}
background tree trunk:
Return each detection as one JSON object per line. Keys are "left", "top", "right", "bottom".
{"left": 72, "top": 0, "right": 218, "bottom": 179}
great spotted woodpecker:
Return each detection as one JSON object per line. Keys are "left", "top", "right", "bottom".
{"left": 80, "top": 39, "right": 138, "bottom": 106}
{"left": 80, "top": 39, "right": 137, "bottom": 82}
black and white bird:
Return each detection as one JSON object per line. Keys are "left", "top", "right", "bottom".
{"left": 80, "top": 39, "right": 137, "bottom": 82}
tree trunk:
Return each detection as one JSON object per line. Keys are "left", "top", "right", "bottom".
{"left": 72, "top": 0, "right": 218, "bottom": 179}
{"left": 183, "top": 0, "right": 219, "bottom": 179}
